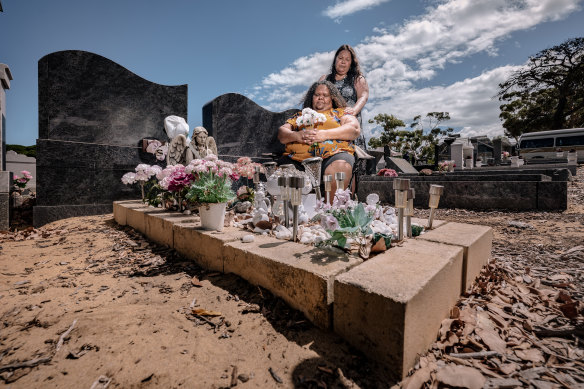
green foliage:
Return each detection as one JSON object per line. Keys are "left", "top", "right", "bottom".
{"left": 368, "top": 112, "right": 453, "bottom": 164}
{"left": 7, "top": 144, "right": 36, "bottom": 158}
{"left": 186, "top": 173, "right": 235, "bottom": 204}
{"left": 411, "top": 224, "right": 424, "bottom": 237}
{"left": 322, "top": 203, "right": 374, "bottom": 249}
{"left": 144, "top": 181, "right": 173, "bottom": 208}
{"left": 498, "top": 37, "right": 584, "bottom": 138}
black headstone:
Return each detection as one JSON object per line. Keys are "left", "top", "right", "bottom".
{"left": 34, "top": 50, "right": 187, "bottom": 227}
{"left": 203, "top": 93, "right": 297, "bottom": 160}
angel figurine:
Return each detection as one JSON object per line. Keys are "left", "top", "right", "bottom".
{"left": 185, "top": 127, "right": 218, "bottom": 164}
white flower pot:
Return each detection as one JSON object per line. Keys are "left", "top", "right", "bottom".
{"left": 199, "top": 202, "right": 227, "bottom": 231}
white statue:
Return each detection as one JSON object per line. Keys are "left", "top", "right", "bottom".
{"left": 185, "top": 126, "right": 218, "bottom": 164}
{"left": 166, "top": 126, "right": 218, "bottom": 166}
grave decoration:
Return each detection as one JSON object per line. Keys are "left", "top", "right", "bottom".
{"left": 119, "top": 157, "right": 448, "bottom": 259}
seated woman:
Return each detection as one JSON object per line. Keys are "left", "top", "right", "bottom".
{"left": 278, "top": 80, "right": 361, "bottom": 200}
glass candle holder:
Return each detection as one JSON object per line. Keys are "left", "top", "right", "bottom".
{"left": 323, "top": 175, "right": 332, "bottom": 191}
{"left": 334, "top": 172, "right": 346, "bottom": 191}
{"left": 278, "top": 176, "right": 290, "bottom": 227}
{"left": 289, "top": 176, "right": 305, "bottom": 242}
{"left": 322, "top": 174, "right": 332, "bottom": 204}
{"left": 253, "top": 165, "right": 261, "bottom": 185}
{"left": 262, "top": 162, "right": 277, "bottom": 179}
{"left": 289, "top": 176, "right": 304, "bottom": 206}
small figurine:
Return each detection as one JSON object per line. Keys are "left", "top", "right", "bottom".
{"left": 185, "top": 127, "right": 218, "bottom": 164}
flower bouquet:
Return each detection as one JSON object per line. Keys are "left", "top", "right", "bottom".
{"left": 185, "top": 155, "right": 239, "bottom": 231}
{"left": 121, "top": 164, "right": 162, "bottom": 201}
{"left": 296, "top": 108, "right": 327, "bottom": 154}
{"left": 377, "top": 168, "right": 398, "bottom": 177}
{"left": 13, "top": 170, "right": 33, "bottom": 189}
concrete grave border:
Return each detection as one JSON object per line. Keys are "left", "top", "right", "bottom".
{"left": 114, "top": 200, "right": 492, "bottom": 378}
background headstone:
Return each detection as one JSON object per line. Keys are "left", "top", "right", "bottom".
{"left": 203, "top": 93, "right": 297, "bottom": 161}
{"left": 384, "top": 157, "right": 419, "bottom": 174}
{"left": 35, "top": 50, "right": 187, "bottom": 227}
{"left": 450, "top": 142, "right": 464, "bottom": 170}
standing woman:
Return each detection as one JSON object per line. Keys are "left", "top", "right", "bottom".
{"left": 319, "top": 44, "right": 369, "bottom": 149}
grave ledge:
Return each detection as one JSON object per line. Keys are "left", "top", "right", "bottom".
{"left": 113, "top": 200, "right": 492, "bottom": 377}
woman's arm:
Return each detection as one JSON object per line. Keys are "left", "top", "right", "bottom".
{"left": 345, "top": 75, "right": 369, "bottom": 116}
{"left": 278, "top": 123, "right": 305, "bottom": 145}
{"left": 312, "top": 114, "right": 360, "bottom": 143}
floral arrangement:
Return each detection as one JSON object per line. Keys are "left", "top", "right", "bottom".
{"left": 295, "top": 108, "right": 326, "bottom": 128}
{"left": 377, "top": 168, "right": 398, "bottom": 177}
{"left": 13, "top": 170, "right": 33, "bottom": 189}
{"left": 145, "top": 139, "right": 168, "bottom": 161}
{"left": 121, "top": 164, "right": 162, "bottom": 200}
{"left": 234, "top": 157, "right": 264, "bottom": 180}
{"left": 501, "top": 151, "right": 510, "bottom": 159}
{"left": 438, "top": 160, "right": 455, "bottom": 172}
{"left": 313, "top": 190, "right": 396, "bottom": 259}
{"left": 185, "top": 155, "right": 238, "bottom": 204}
{"left": 296, "top": 108, "right": 327, "bottom": 153}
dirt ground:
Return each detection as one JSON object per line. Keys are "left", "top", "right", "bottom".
{"left": 1, "top": 167, "right": 583, "bottom": 389}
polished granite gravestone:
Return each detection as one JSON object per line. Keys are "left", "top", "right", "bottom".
{"left": 203, "top": 93, "right": 297, "bottom": 160}
{"left": 34, "top": 50, "right": 187, "bottom": 227}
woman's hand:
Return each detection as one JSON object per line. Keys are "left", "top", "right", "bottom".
{"left": 344, "top": 107, "right": 356, "bottom": 115}
{"left": 300, "top": 128, "right": 318, "bottom": 144}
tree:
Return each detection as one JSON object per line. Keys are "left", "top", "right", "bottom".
{"left": 498, "top": 37, "right": 584, "bottom": 138}
{"left": 368, "top": 112, "right": 453, "bottom": 164}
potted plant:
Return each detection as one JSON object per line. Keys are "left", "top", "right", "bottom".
{"left": 185, "top": 155, "right": 238, "bottom": 231}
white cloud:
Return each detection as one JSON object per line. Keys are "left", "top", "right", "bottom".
{"left": 363, "top": 66, "right": 522, "bottom": 140}
{"left": 251, "top": 0, "right": 581, "bottom": 139}
{"left": 323, "top": 0, "right": 392, "bottom": 19}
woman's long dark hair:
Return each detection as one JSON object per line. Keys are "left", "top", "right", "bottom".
{"left": 325, "top": 44, "right": 363, "bottom": 85}
{"left": 301, "top": 81, "right": 347, "bottom": 109}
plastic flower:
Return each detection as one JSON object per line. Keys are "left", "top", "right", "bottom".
{"left": 377, "top": 168, "right": 398, "bottom": 177}
{"left": 121, "top": 172, "right": 137, "bottom": 185}
{"left": 320, "top": 214, "right": 340, "bottom": 231}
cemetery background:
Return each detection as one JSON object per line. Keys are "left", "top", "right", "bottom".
{"left": 0, "top": 167, "right": 581, "bottom": 388}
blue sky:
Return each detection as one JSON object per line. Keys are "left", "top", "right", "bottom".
{"left": 1, "top": 0, "right": 583, "bottom": 146}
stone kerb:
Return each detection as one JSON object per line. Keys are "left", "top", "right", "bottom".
{"left": 417, "top": 222, "right": 493, "bottom": 293}
{"left": 113, "top": 201, "right": 493, "bottom": 378}
{"left": 173, "top": 222, "right": 249, "bottom": 272}
{"left": 224, "top": 237, "right": 363, "bottom": 329}
{"left": 333, "top": 239, "right": 464, "bottom": 379}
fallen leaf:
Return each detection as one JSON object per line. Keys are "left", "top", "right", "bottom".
{"left": 436, "top": 365, "right": 486, "bottom": 389}
{"left": 498, "top": 362, "right": 518, "bottom": 375}
{"left": 559, "top": 302, "right": 579, "bottom": 319}
{"left": 191, "top": 277, "right": 203, "bottom": 287}
{"left": 402, "top": 366, "right": 432, "bottom": 389}
{"left": 476, "top": 327, "right": 507, "bottom": 355}
{"left": 515, "top": 348, "right": 545, "bottom": 363}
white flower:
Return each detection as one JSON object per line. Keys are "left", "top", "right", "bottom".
{"left": 121, "top": 172, "right": 136, "bottom": 185}
{"left": 149, "top": 165, "right": 162, "bottom": 177}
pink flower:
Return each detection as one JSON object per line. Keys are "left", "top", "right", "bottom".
{"left": 320, "top": 214, "right": 339, "bottom": 231}
{"left": 377, "top": 168, "right": 398, "bottom": 177}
